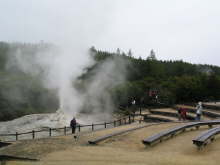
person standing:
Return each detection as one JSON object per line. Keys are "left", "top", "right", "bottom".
{"left": 70, "top": 117, "right": 77, "bottom": 134}
{"left": 132, "top": 99, "right": 136, "bottom": 106}
{"left": 131, "top": 99, "right": 136, "bottom": 114}
{"left": 196, "top": 102, "right": 203, "bottom": 121}
{"left": 181, "top": 108, "right": 187, "bottom": 121}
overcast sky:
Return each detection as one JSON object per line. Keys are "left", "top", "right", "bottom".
{"left": 1, "top": 0, "right": 220, "bottom": 66}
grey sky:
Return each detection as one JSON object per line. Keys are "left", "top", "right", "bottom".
{"left": 1, "top": 0, "right": 220, "bottom": 66}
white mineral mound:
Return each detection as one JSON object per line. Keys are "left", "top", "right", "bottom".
{"left": 0, "top": 110, "right": 69, "bottom": 135}
{"left": 0, "top": 109, "right": 113, "bottom": 136}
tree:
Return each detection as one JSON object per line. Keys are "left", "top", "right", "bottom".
{"left": 89, "top": 46, "right": 97, "bottom": 58}
{"left": 128, "top": 49, "right": 133, "bottom": 57}
{"left": 89, "top": 46, "right": 96, "bottom": 53}
{"left": 147, "top": 49, "right": 157, "bottom": 60}
{"left": 116, "top": 48, "right": 121, "bottom": 55}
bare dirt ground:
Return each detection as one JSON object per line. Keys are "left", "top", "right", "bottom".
{"left": 2, "top": 109, "right": 220, "bottom": 165}
{"left": 42, "top": 124, "right": 220, "bottom": 165}
{"left": 0, "top": 122, "right": 149, "bottom": 162}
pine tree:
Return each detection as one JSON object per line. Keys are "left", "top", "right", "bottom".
{"left": 128, "top": 49, "right": 133, "bottom": 57}
{"left": 116, "top": 48, "right": 121, "bottom": 55}
{"left": 147, "top": 49, "right": 157, "bottom": 60}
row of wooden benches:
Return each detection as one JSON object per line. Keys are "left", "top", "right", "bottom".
{"left": 89, "top": 120, "right": 220, "bottom": 150}
{"left": 142, "top": 120, "right": 220, "bottom": 149}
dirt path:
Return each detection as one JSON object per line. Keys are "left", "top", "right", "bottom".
{"left": 3, "top": 110, "right": 220, "bottom": 165}
{"left": 8, "top": 122, "right": 220, "bottom": 165}
{"left": 41, "top": 124, "right": 220, "bottom": 165}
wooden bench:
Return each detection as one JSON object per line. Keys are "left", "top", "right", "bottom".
{"left": 0, "top": 155, "right": 38, "bottom": 161}
{"left": 142, "top": 120, "right": 220, "bottom": 146}
{"left": 0, "top": 142, "right": 11, "bottom": 148}
{"left": 203, "top": 104, "right": 220, "bottom": 111}
{"left": 202, "top": 110, "right": 220, "bottom": 118}
{"left": 175, "top": 105, "right": 220, "bottom": 119}
{"left": 193, "top": 126, "right": 220, "bottom": 149}
{"left": 149, "top": 110, "right": 195, "bottom": 120}
{"left": 88, "top": 123, "right": 157, "bottom": 145}
{"left": 185, "top": 108, "right": 220, "bottom": 119}
{"left": 143, "top": 115, "right": 174, "bottom": 122}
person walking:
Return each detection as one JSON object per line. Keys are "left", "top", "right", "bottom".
{"left": 70, "top": 117, "right": 77, "bottom": 134}
{"left": 181, "top": 108, "right": 187, "bottom": 121}
{"left": 196, "top": 102, "right": 203, "bottom": 121}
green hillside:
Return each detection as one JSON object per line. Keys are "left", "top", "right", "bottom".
{"left": 80, "top": 47, "right": 220, "bottom": 108}
{"left": 0, "top": 42, "right": 220, "bottom": 121}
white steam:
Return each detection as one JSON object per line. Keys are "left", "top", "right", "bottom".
{"left": 3, "top": 0, "right": 129, "bottom": 126}
{"left": 6, "top": 44, "right": 128, "bottom": 126}
{"left": 78, "top": 57, "right": 128, "bottom": 122}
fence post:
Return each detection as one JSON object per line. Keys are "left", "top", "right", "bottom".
{"left": 124, "top": 118, "right": 126, "bottom": 124}
{"left": 16, "top": 132, "right": 18, "bottom": 141}
{"left": 32, "top": 130, "right": 35, "bottom": 139}
{"left": 64, "top": 126, "right": 66, "bottom": 135}
{"left": 114, "top": 121, "right": 116, "bottom": 127}
{"left": 78, "top": 125, "right": 81, "bottom": 132}
{"left": 119, "top": 119, "right": 121, "bottom": 126}
{"left": 140, "top": 107, "right": 142, "bottom": 115}
{"left": 49, "top": 128, "right": 52, "bottom": 137}
{"left": 104, "top": 122, "right": 107, "bottom": 128}
{"left": 92, "top": 123, "right": 94, "bottom": 131}
{"left": 129, "top": 115, "right": 131, "bottom": 124}
{"left": 132, "top": 115, "right": 135, "bottom": 122}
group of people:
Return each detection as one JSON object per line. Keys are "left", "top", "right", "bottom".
{"left": 178, "top": 102, "right": 203, "bottom": 121}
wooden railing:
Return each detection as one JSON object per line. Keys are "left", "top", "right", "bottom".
{"left": 0, "top": 115, "right": 136, "bottom": 142}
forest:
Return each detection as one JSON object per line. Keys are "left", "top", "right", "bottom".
{"left": 0, "top": 42, "right": 220, "bottom": 121}
{"left": 84, "top": 47, "right": 220, "bottom": 108}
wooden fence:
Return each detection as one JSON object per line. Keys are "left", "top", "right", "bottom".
{"left": 0, "top": 115, "right": 136, "bottom": 142}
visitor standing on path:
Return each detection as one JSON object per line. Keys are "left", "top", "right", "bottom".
{"left": 70, "top": 117, "right": 77, "bottom": 134}
{"left": 196, "top": 102, "right": 203, "bottom": 121}
{"left": 178, "top": 107, "right": 187, "bottom": 120}
{"left": 181, "top": 108, "right": 187, "bottom": 120}
{"left": 131, "top": 99, "right": 136, "bottom": 114}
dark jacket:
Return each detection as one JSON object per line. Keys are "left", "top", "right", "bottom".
{"left": 70, "top": 118, "right": 77, "bottom": 128}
